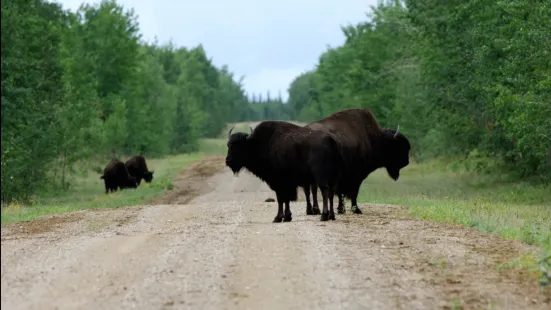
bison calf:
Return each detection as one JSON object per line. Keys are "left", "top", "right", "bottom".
{"left": 225, "top": 121, "right": 346, "bottom": 222}
{"left": 100, "top": 159, "right": 138, "bottom": 194}
{"left": 125, "top": 155, "right": 154, "bottom": 186}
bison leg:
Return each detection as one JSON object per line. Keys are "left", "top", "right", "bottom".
{"left": 328, "top": 188, "right": 336, "bottom": 221}
{"left": 351, "top": 200, "right": 362, "bottom": 214}
{"left": 349, "top": 184, "right": 363, "bottom": 214}
{"left": 311, "top": 185, "right": 321, "bottom": 215}
{"left": 273, "top": 194, "right": 285, "bottom": 223}
{"left": 283, "top": 201, "right": 292, "bottom": 222}
{"left": 319, "top": 186, "right": 330, "bottom": 221}
{"left": 304, "top": 186, "right": 314, "bottom": 215}
{"left": 337, "top": 194, "right": 346, "bottom": 214}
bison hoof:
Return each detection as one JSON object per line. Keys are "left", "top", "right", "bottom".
{"left": 313, "top": 207, "right": 321, "bottom": 215}
{"left": 320, "top": 213, "right": 329, "bottom": 221}
{"left": 337, "top": 207, "right": 345, "bottom": 214}
{"left": 273, "top": 216, "right": 284, "bottom": 223}
{"left": 283, "top": 214, "right": 292, "bottom": 222}
{"left": 306, "top": 207, "right": 314, "bottom": 215}
{"left": 352, "top": 207, "right": 363, "bottom": 215}
{"left": 329, "top": 212, "right": 336, "bottom": 221}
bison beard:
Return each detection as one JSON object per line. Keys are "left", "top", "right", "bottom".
{"left": 100, "top": 159, "right": 138, "bottom": 194}
{"left": 302, "top": 108, "right": 411, "bottom": 215}
{"left": 225, "top": 121, "right": 346, "bottom": 222}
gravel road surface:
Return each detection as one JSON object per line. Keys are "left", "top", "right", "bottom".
{"left": 2, "top": 156, "right": 549, "bottom": 310}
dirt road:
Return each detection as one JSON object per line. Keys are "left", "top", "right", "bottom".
{"left": 1, "top": 156, "right": 549, "bottom": 310}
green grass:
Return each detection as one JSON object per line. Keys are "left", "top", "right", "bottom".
{"left": 1, "top": 152, "right": 205, "bottom": 224}
{"left": 0, "top": 122, "right": 242, "bottom": 225}
{"left": 199, "top": 138, "right": 227, "bottom": 155}
{"left": 356, "top": 159, "right": 551, "bottom": 253}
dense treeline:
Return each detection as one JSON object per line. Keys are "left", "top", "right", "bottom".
{"left": 246, "top": 91, "right": 291, "bottom": 121}
{"left": 287, "top": 0, "right": 551, "bottom": 181}
{"left": 0, "top": 0, "right": 287, "bottom": 202}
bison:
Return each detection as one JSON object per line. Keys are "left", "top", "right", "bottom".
{"left": 100, "top": 159, "right": 138, "bottom": 194}
{"left": 302, "top": 108, "right": 411, "bottom": 215}
{"left": 125, "top": 155, "right": 154, "bottom": 186}
{"left": 225, "top": 121, "right": 346, "bottom": 222}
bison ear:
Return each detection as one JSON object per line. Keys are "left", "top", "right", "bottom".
{"left": 150, "top": 170, "right": 154, "bottom": 174}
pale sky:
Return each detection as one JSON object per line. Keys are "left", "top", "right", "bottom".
{"left": 55, "top": 0, "right": 377, "bottom": 101}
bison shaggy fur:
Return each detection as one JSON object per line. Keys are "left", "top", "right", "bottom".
{"left": 225, "top": 121, "right": 346, "bottom": 222}
{"left": 100, "top": 159, "right": 138, "bottom": 194}
{"left": 125, "top": 155, "right": 154, "bottom": 186}
{"left": 303, "top": 108, "right": 411, "bottom": 215}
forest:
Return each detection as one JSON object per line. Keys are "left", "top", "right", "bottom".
{"left": 1, "top": 0, "right": 288, "bottom": 202}
{"left": 1, "top": 0, "right": 550, "bottom": 204}
{"left": 286, "top": 0, "right": 550, "bottom": 183}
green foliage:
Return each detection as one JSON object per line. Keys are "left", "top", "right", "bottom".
{"left": 286, "top": 0, "right": 551, "bottom": 181}
{"left": 1, "top": 0, "right": 68, "bottom": 202}
{"left": 1, "top": 0, "right": 263, "bottom": 203}
{"left": 247, "top": 90, "right": 290, "bottom": 121}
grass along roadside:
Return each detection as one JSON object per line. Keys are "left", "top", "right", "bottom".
{"left": 0, "top": 127, "right": 238, "bottom": 225}
{"left": 1, "top": 152, "right": 206, "bottom": 224}
{"left": 208, "top": 131, "right": 550, "bottom": 255}
{"left": 357, "top": 160, "right": 550, "bottom": 249}
{"left": 356, "top": 159, "right": 551, "bottom": 282}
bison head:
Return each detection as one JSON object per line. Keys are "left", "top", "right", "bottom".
{"left": 382, "top": 126, "right": 411, "bottom": 181}
{"left": 225, "top": 126, "right": 253, "bottom": 175}
{"left": 144, "top": 170, "right": 154, "bottom": 183}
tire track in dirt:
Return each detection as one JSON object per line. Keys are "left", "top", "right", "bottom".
{"left": 1, "top": 156, "right": 549, "bottom": 310}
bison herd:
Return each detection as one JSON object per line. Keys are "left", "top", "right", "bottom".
{"left": 100, "top": 155, "right": 154, "bottom": 194}
{"left": 225, "top": 108, "right": 411, "bottom": 223}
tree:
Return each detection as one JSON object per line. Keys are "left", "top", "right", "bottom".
{"left": 286, "top": 0, "right": 551, "bottom": 180}
{"left": 1, "top": 0, "right": 265, "bottom": 203}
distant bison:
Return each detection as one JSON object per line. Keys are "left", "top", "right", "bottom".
{"left": 303, "top": 108, "right": 411, "bottom": 215}
{"left": 225, "top": 121, "right": 346, "bottom": 222}
{"left": 100, "top": 159, "right": 138, "bottom": 194}
{"left": 125, "top": 155, "right": 154, "bottom": 186}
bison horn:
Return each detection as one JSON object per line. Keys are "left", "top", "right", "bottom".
{"left": 228, "top": 126, "right": 235, "bottom": 139}
{"left": 394, "top": 125, "right": 400, "bottom": 138}
{"left": 249, "top": 126, "right": 253, "bottom": 133}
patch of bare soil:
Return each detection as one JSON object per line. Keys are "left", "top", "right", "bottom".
{"left": 1, "top": 160, "right": 549, "bottom": 310}
{"left": 1, "top": 213, "right": 84, "bottom": 240}
{"left": 152, "top": 155, "right": 226, "bottom": 205}
{"left": 335, "top": 205, "right": 551, "bottom": 309}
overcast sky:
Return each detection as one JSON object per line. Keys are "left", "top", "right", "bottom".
{"left": 55, "top": 0, "right": 377, "bottom": 101}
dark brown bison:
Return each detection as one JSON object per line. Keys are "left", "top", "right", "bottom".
{"left": 303, "top": 108, "right": 411, "bottom": 215}
{"left": 100, "top": 159, "right": 138, "bottom": 194}
{"left": 225, "top": 121, "right": 346, "bottom": 222}
{"left": 125, "top": 155, "right": 154, "bottom": 186}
